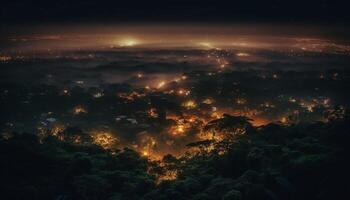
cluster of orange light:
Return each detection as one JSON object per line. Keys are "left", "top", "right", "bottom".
{"left": 202, "top": 98, "right": 214, "bottom": 104}
{"left": 73, "top": 105, "right": 88, "bottom": 114}
{"left": 92, "top": 132, "right": 118, "bottom": 149}
{"left": 117, "top": 39, "right": 139, "bottom": 47}
{"left": 177, "top": 89, "right": 190, "bottom": 96}
{"left": 137, "top": 135, "right": 159, "bottom": 159}
{"left": 0, "top": 56, "right": 12, "bottom": 62}
{"left": 117, "top": 91, "right": 145, "bottom": 101}
{"left": 236, "top": 52, "right": 250, "bottom": 57}
{"left": 236, "top": 98, "right": 247, "bottom": 105}
{"left": 157, "top": 81, "right": 166, "bottom": 89}
{"left": 174, "top": 75, "right": 187, "bottom": 82}
{"left": 182, "top": 100, "right": 197, "bottom": 109}
{"left": 37, "top": 123, "right": 66, "bottom": 139}
{"left": 169, "top": 123, "right": 187, "bottom": 136}
{"left": 148, "top": 108, "right": 159, "bottom": 118}
{"left": 157, "top": 170, "right": 178, "bottom": 183}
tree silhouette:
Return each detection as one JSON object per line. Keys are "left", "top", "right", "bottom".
{"left": 203, "top": 114, "right": 253, "bottom": 140}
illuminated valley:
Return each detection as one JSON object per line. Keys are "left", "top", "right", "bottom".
{"left": 2, "top": 27, "right": 349, "bottom": 160}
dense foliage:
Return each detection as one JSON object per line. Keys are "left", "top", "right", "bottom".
{"left": 1, "top": 115, "right": 350, "bottom": 200}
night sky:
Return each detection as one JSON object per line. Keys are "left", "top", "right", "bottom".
{"left": 1, "top": 0, "right": 350, "bottom": 24}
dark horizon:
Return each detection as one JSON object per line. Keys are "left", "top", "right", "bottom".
{"left": 1, "top": 0, "right": 350, "bottom": 24}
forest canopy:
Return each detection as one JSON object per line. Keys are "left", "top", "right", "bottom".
{"left": 1, "top": 111, "right": 349, "bottom": 200}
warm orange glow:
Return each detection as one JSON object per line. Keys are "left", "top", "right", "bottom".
{"left": 211, "top": 111, "right": 221, "bottom": 119}
{"left": 236, "top": 98, "right": 247, "bottom": 105}
{"left": 142, "top": 151, "right": 149, "bottom": 156}
{"left": 73, "top": 106, "right": 87, "bottom": 114}
{"left": 118, "top": 91, "right": 145, "bottom": 101}
{"left": 51, "top": 124, "right": 65, "bottom": 136}
{"left": 157, "top": 81, "right": 166, "bottom": 89}
{"left": 118, "top": 38, "right": 139, "bottom": 47}
{"left": 177, "top": 125, "right": 184, "bottom": 133}
{"left": 198, "top": 42, "right": 213, "bottom": 49}
{"left": 178, "top": 89, "right": 190, "bottom": 96}
{"left": 251, "top": 118, "right": 270, "bottom": 126}
{"left": 148, "top": 108, "right": 158, "bottom": 118}
{"left": 281, "top": 117, "right": 287, "bottom": 123}
{"left": 92, "top": 132, "right": 118, "bottom": 149}
{"left": 202, "top": 98, "right": 214, "bottom": 104}
{"left": 236, "top": 52, "right": 250, "bottom": 57}
{"left": 0, "top": 56, "right": 12, "bottom": 62}
{"left": 157, "top": 170, "right": 178, "bottom": 183}
{"left": 171, "top": 124, "right": 185, "bottom": 135}
{"left": 182, "top": 100, "right": 197, "bottom": 109}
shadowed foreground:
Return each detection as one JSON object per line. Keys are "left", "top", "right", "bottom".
{"left": 1, "top": 112, "right": 349, "bottom": 200}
